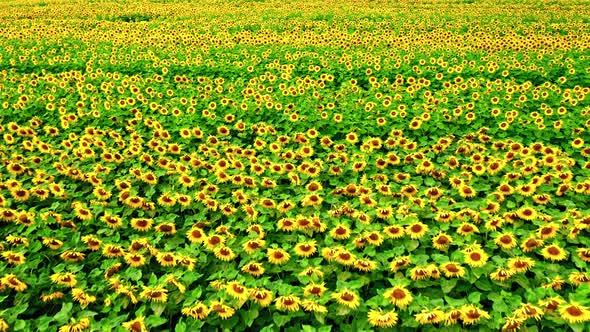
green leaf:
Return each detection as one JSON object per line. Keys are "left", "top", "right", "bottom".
{"left": 272, "top": 313, "right": 291, "bottom": 327}
{"left": 13, "top": 320, "right": 26, "bottom": 331}
{"left": 441, "top": 278, "right": 457, "bottom": 294}
{"left": 302, "top": 325, "right": 317, "bottom": 332}
{"left": 146, "top": 315, "right": 168, "bottom": 327}
{"left": 54, "top": 302, "right": 73, "bottom": 324}
{"left": 175, "top": 320, "right": 187, "bottom": 332}
{"left": 468, "top": 292, "right": 481, "bottom": 303}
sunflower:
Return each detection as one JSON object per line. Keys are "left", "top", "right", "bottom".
{"left": 154, "top": 222, "right": 176, "bottom": 235}
{"left": 384, "top": 285, "right": 413, "bottom": 308}
{"left": 242, "top": 239, "right": 266, "bottom": 255}
{"left": 140, "top": 286, "right": 168, "bottom": 303}
{"left": 456, "top": 223, "right": 479, "bottom": 236}
{"left": 122, "top": 316, "right": 148, "bottom": 332}
{"left": 334, "top": 249, "right": 356, "bottom": 266}
{"left": 181, "top": 302, "right": 210, "bottom": 320}
{"left": 244, "top": 287, "right": 273, "bottom": 307}
{"left": 101, "top": 214, "right": 123, "bottom": 229}
{"left": 520, "top": 236, "right": 544, "bottom": 252}
{"left": 130, "top": 218, "right": 153, "bottom": 232}
{"left": 516, "top": 206, "right": 537, "bottom": 221}
{"left": 495, "top": 232, "right": 517, "bottom": 249}
{"left": 389, "top": 256, "right": 411, "bottom": 272}
{"left": 455, "top": 183, "right": 477, "bottom": 199}
{"left": 540, "top": 243, "right": 567, "bottom": 261}
{"left": 102, "top": 244, "right": 125, "bottom": 258}
{"left": 186, "top": 227, "right": 206, "bottom": 244}
{"left": 275, "top": 295, "right": 301, "bottom": 312}
{"left": 568, "top": 272, "right": 590, "bottom": 286}
{"left": 205, "top": 234, "right": 225, "bottom": 250}
{"left": 71, "top": 288, "right": 96, "bottom": 307}
{"left": 432, "top": 232, "right": 452, "bottom": 250}
{"left": 354, "top": 258, "right": 378, "bottom": 272}
{"left": 507, "top": 257, "right": 535, "bottom": 273}
{"left": 332, "top": 289, "right": 360, "bottom": 310}
{"left": 406, "top": 222, "right": 429, "bottom": 239}
{"left": 267, "top": 248, "right": 290, "bottom": 264}
{"left": 41, "top": 291, "right": 65, "bottom": 302}
{"left": 515, "top": 303, "right": 544, "bottom": 321}
{"left": 225, "top": 281, "right": 249, "bottom": 300}
{"left": 303, "top": 283, "right": 327, "bottom": 297}
{"left": 294, "top": 241, "right": 317, "bottom": 257}
{"left": 155, "top": 252, "right": 176, "bottom": 266}
{"left": 2, "top": 274, "right": 27, "bottom": 292}
{"left": 241, "top": 262, "right": 265, "bottom": 277}
{"left": 376, "top": 206, "right": 394, "bottom": 219}
{"left": 537, "top": 222, "right": 559, "bottom": 239}
{"left": 301, "top": 299, "right": 328, "bottom": 314}
{"left": 440, "top": 262, "right": 465, "bottom": 278}
{"left": 577, "top": 248, "right": 590, "bottom": 262}
{"left": 2, "top": 251, "right": 25, "bottom": 265}
{"left": 415, "top": 308, "right": 446, "bottom": 324}
{"left": 50, "top": 272, "right": 77, "bottom": 287}
{"left": 501, "top": 315, "right": 526, "bottom": 332}
{"left": 330, "top": 224, "right": 351, "bottom": 240}
{"left": 125, "top": 196, "right": 144, "bottom": 209}
{"left": 558, "top": 301, "right": 590, "bottom": 324}
{"left": 214, "top": 246, "right": 236, "bottom": 261}
{"left": 461, "top": 305, "right": 490, "bottom": 325}
{"left": 538, "top": 296, "right": 564, "bottom": 313}
{"left": 463, "top": 249, "right": 489, "bottom": 268}
{"left": 367, "top": 309, "right": 399, "bottom": 328}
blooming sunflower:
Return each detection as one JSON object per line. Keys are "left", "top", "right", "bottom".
{"left": 140, "top": 286, "right": 168, "bottom": 303}
{"left": 432, "top": 232, "right": 452, "bottom": 250}
{"left": 384, "top": 285, "right": 413, "bottom": 308}
{"left": 250, "top": 288, "right": 274, "bottom": 307}
{"left": 406, "top": 222, "right": 429, "bottom": 239}
{"left": 367, "top": 309, "right": 399, "bottom": 328}
{"left": 558, "top": 301, "right": 590, "bottom": 324}
{"left": 275, "top": 295, "right": 301, "bottom": 312}
{"left": 181, "top": 302, "right": 210, "bottom": 320}
{"left": 331, "top": 289, "right": 361, "bottom": 310}
{"left": 460, "top": 305, "right": 490, "bottom": 325}
{"left": 440, "top": 262, "right": 466, "bottom": 278}
{"left": 415, "top": 308, "right": 446, "bottom": 324}
{"left": 462, "top": 249, "right": 489, "bottom": 268}
{"left": 267, "top": 248, "right": 290, "bottom": 264}
{"left": 540, "top": 243, "right": 567, "bottom": 261}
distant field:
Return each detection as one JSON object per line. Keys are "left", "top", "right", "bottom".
{"left": 0, "top": 0, "right": 589, "bottom": 331}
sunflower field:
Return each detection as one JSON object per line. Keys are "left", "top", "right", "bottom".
{"left": 0, "top": 0, "right": 590, "bottom": 330}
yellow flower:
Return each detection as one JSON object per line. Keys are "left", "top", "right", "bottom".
{"left": 267, "top": 248, "right": 290, "bottom": 264}
{"left": 462, "top": 248, "right": 489, "bottom": 268}
{"left": 331, "top": 289, "right": 360, "bottom": 309}
{"left": 1, "top": 274, "right": 27, "bottom": 292}
{"left": 440, "top": 262, "right": 465, "bottom": 278}
{"left": 250, "top": 288, "right": 274, "bottom": 307}
{"left": 1, "top": 251, "right": 26, "bottom": 265}
{"left": 406, "top": 222, "right": 429, "bottom": 239}
{"left": 140, "top": 286, "right": 168, "bottom": 303}
{"left": 294, "top": 241, "right": 317, "bottom": 257}
{"left": 383, "top": 285, "right": 413, "bottom": 308}
{"left": 301, "top": 299, "right": 328, "bottom": 313}
{"left": 415, "top": 308, "right": 445, "bottom": 324}
{"left": 214, "top": 246, "right": 236, "bottom": 261}
{"left": 50, "top": 272, "right": 77, "bottom": 287}
{"left": 367, "top": 309, "right": 398, "bottom": 328}
{"left": 540, "top": 243, "right": 567, "bottom": 261}
{"left": 558, "top": 301, "right": 590, "bottom": 324}
{"left": 181, "top": 302, "right": 209, "bottom": 320}
{"left": 225, "top": 281, "right": 249, "bottom": 300}
{"left": 275, "top": 295, "right": 301, "bottom": 312}
{"left": 460, "top": 305, "right": 491, "bottom": 325}
{"left": 122, "top": 316, "right": 148, "bottom": 332}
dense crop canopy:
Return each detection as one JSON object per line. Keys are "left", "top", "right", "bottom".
{"left": 0, "top": 0, "right": 590, "bottom": 331}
